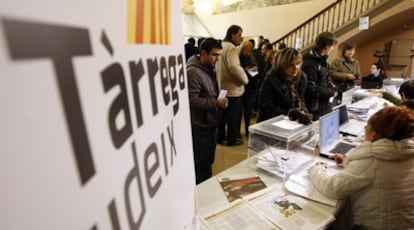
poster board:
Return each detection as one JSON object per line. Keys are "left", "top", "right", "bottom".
{"left": 0, "top": 0, "right": 197, "bottom": 229}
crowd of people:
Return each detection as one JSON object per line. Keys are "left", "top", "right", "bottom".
{"left": 185, "top": 25, "right": 414, "bottom": 228}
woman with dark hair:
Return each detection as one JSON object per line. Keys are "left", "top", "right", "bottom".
{"left": 257, "top": 48, "right": 311, "bottom": 124}
{"left": 329, "top": 42, "right": 361, "bottom": 92}
{"left": 309, "top": 106, "right": 414, "bottom": 229}
{"left": 364, "top": 62, "right": 387, "bottom": 82}
{"left": 302, "top": 31, "right": 339, "bottom": 120}
{"left": 216, "top": 24, "right": 248, "bottom": 146}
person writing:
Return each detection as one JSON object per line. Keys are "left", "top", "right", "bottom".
{"left": 309, "top": 106, "right": 414, "bottom": 229}
{"left": 187, "top": 38, "right": 228, "bottom": 184}
{"left": 382, "top": 79, "right": 414, "bottom": 110}
{"left": 257, "top": 47, "right": 311, "bottom": 124}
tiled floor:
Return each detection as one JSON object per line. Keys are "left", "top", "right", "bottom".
{"left": 212, "top": 116, "right": 257, "bottom": 175}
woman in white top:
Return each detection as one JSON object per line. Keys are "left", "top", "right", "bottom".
{"left": 309, "top": 106, "right": 414, "bottom": 229}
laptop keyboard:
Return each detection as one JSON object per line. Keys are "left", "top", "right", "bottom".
{"left": 329, "top": 142, "right": 354, "bottom": 154}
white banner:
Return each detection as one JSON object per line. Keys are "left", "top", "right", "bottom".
{"left": 0, "top": 0, "right": 197, "bottom": 229}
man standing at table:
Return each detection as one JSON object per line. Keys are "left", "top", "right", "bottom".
{"left": 216, "top": 25, "right": 248, "bottom": 146}
{"left": 187, "top": 38, "right": 228, "bottom": 184}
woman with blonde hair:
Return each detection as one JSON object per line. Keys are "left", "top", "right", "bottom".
{"left": 257, "top": 47, "right": 311, "bottom": 124}
{"left": 310, "top": 106, "right": 414, "bottom": 229}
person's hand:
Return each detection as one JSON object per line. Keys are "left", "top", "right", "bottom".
{"left": 347, "top": 73, "right": 356, "bottom": 81}
{"left": 298, "top": 112, "right": 312, "bottom": 125}
{"left": 330, "top": 153, "right": 345, "bottom": 166}
{"left": 288, "top": 108, "right": 301, "bottom": 121}
{"left": 217, "top": 98, "right": 228, "bottom": 109}
{"left": 315, "top": 161, "right": 328, "bottom": 168}
{"left": 288, "top": 108, "right": 312, "bottom": 124}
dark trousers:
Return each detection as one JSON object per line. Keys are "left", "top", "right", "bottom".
{"left": 192, "top": 126, "right": 217, "bottom": 184}
{"left": 243, "top": 90, "right": 257, "bottom": 136}
{"left": 218, "top": 96, "right": 243, "bottom": 143}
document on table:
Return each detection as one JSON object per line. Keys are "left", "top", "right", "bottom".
{"left": 200, "top": 199, "right": 279, "bottom": 230}
{"left": 217, "top": 175, "right": 267, "bottom": 202}
{"left": 284, "top": 160, "right": 341, "bottom": 207}
{"left": 243, "top": 184, "right": 335, "bottom": 230}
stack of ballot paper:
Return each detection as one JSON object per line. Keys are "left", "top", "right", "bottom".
{"left": 255, "top": 146, "right": 313, "bottom": 180}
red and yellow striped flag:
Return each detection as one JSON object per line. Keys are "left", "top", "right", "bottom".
{"left": 127, "top": 0, "right": 171, "bottom": 45}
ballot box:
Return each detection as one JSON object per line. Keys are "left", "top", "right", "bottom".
{"left": 246, "top": 115, "right": 317, "bottom": 179}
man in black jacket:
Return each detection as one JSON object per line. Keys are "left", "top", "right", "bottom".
{"left": 302, "top": 31, "right": 339, "bottom": 121}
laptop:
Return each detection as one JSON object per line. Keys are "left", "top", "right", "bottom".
{"left": 319, "top": 110, "right": 357, "bottom": 157}
{"left": 334, "top": 104, "right": 366, "bottom": 137}
{"left": 361, "top": 78, "right": 383, "bottom": 89}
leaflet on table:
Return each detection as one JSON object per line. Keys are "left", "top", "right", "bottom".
{"left": 284, "top": 160, "right": 342, "bottom": 207}
{"left": 243, "top": 184, "right": 335, "bottom": 230}
{"left": 255, "top": 146, "right": 314, "bottom": 179}
{"left": 217, "top": 174, "right": 267, "bottom": 202}
{"left": 200, "top": 199, "right": 280, "bottom": 230}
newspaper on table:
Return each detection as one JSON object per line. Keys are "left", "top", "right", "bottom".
{"left": 200, "top": 199, "right": 280, "bottom": 230}
{"left": 217, "top": 174, "right": 267, "bottom": 202}
{"left": 284, "top": 160, "right": 341, "bottom": 207}
{"left": 242, "top": 184, "right": 335, "bottom": 230}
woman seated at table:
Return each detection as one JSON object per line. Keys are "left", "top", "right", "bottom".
{"left": 361, "top": 62, "right": 387, "bottom": 88}
{"left": 257, "top": 47, "right": 312, "bottom": 124}
{"left": 309, "top": 106, "right": 414, "bottom": 229}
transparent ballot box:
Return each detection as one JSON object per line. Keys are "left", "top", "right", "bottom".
{"left": 247, "top": 115, "right": 317, "bottom": 180}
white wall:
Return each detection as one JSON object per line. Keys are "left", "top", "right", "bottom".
{"left": 194, "top": 0, "right": 335, "bottom": 41}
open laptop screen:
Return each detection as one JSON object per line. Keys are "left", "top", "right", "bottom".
{"left": 319, "top": 110, "right": 340, "bottom": 149}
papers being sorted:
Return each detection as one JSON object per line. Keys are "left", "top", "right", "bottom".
{"left": 255, "top": 146, "right": 313, "bottom": 179}
{"left": 284, "top": 160, "right": 341, "bottom": 207}
{"left": 200, "top": 199, "right": 279, "bottom": 230}
{"left": 218, "top": 175, "right": 267, "bottom": 202}
{"left": 271, "top": 119, "right": 303, "bottom": 130}
{"left": 243, "top": 184, "right": 335, "bottom": 230}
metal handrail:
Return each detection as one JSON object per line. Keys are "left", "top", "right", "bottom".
{"left": 272, "top": 0, "right": 398, "bottom": 50}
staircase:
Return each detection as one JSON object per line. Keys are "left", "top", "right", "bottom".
{"left": 272, "top": 0, "right": 406, "bottom": 51}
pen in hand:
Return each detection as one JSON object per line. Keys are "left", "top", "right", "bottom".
{"left": 329, "top": 153, "right": 345, "bottom": 167}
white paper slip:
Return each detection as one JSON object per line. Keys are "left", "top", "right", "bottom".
{"left": 218, "top": 89, "right": 227, "bottom": 99}
{"left": 271, "top": 119, "right": 303, "bottom": 130}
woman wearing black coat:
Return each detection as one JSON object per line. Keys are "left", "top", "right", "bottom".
{"left": 257, "top": 48, "right": 311, "bottom": 124}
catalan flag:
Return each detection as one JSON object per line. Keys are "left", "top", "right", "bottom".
{"left": 127, "top": 0, "right": 171, "bottom": 45}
